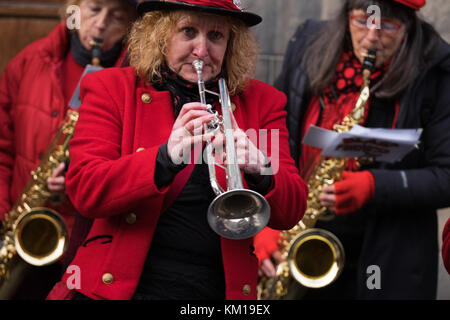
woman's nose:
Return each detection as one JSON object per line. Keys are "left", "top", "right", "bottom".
{"left": 94, "top": 10, "right": 108, "bottom": 31}
{"left": 192, "top": 36, "right": 208, "bottom": 59}
{"left": 365, "top": 27, "right": 382, "bottom": 42}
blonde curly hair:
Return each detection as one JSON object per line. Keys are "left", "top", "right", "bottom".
{"left": 127, "top": 10, "right": 259, "bottom": 95}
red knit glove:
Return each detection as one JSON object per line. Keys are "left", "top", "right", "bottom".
{"left": 334, "top": 170, "right": 375, "bottom": 215}
{"left": 443, "top": 218, "right": 450, "bottom": 274}
{"left": 254, "top": 227, "right": 281, "bottom": 266}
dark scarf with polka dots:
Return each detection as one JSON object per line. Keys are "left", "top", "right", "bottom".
{"left": 319, "top": 50, "right": 386, "bottom": 129}
{"left": 153, "top": 65, "right": 222, "bottom": 117}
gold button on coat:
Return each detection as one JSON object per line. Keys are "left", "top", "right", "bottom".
{"left": 136, "top": 147, "right": 145, "bottom": 153}
{"left": 102, "top": 273, "right": 114, "bottom": 285}
{"left": 242, "top": 284, "right": 251, "bottom": 296}
{"left": 141, "top": 93, "right": 152, "bottom": 104}
{"left": 126, "top": 213, "right": 137, "bottom": 225}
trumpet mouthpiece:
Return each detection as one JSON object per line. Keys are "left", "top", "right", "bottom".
{"left": 192, "top": 60, "right": 204, "bottom": 72}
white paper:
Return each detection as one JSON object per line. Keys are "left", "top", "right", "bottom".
{"left": 302, "top": 125, "right": 422, "bottom": 163}
{"left": 302, "top": 125, "right": 339, "bottom": 149}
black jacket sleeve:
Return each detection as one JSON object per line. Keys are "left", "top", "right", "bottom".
{"left": 371, "top": 64, "right": 450, "bottom": 212}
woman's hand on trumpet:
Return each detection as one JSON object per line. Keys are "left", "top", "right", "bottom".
{"left": 210, "top": 110, "right": 270, "bottom": 176}
{"left": 167, "top": 102, "right": 215, "bottom": 164}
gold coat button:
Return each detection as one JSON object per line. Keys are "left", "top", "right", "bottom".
{"left": 126, "top": 213, "right": 137, "bottom": 225}
{"left": 231, "top": 103, "right": 236, "bottom": 112}
{"left": 102, "top": 273, "right": 114, "bottom": 285}
{"left": 136, "top": 147, "right": 145, "bottom": 153}
{"left": 141, "top": 93, "right": 152, "bottom": 104}
{"left": 242, "top": 284, "right": 251, "bottom": 296}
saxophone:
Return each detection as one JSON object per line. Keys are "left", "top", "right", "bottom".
{"left": 0, "top": 39, "right": 103, "bottom": 298}
{"left": 258, "top": 50, "right": 377, "bottom": 300}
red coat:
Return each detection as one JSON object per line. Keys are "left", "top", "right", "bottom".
{"left": 0, "top": 22, "right": 126, "bottom": 234}
{"left": 47, "top": 66, "right": 307, "bottom": 300}
{"left": 443, "top": 219, "right": 450, "bottom": 274}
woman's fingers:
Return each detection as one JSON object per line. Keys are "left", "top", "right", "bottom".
{"left": 259, "top": 258, "right": 277, "bottom": 278}
{"left": 319, "top": 184, "right": 336, "bottom": 210}
{"left": 169, "top": 131, "right": 215, "bottom": 165}
{"left": 183, "top": 113, "right": 215, "bottom": 135}
{"left": 47, "top": 176, "right": 65, "bottom": 192}
{"left": 177, "top": 102, "right": 208, "bottom": 119}
{"left": 47, "top": 162, "right": 66, "bottom": 192}
{"left": 52, "top": 162, "right": 65, "bottom": 177}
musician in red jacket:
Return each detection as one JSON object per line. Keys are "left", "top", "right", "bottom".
{"left": 46, "top": 0, "right": 308, "bottom": 300}
{"left": 0, "top": 0, "right": 136, "bottom": 299}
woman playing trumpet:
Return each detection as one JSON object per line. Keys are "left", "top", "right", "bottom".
{"left": 47, "top": 0, "right": 307, "bottom": 300}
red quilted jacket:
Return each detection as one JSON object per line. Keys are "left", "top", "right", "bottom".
{"left": 0, "top": 22, "right": 126, "bottom": 234}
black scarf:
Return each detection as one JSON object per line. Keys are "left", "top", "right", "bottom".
{"left": 153, "top": 65, "right": 222, "bottom": 116}
{"left": 70, "top": 33, "right": 123, "bottom": 68}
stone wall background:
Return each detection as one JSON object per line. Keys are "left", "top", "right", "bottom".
{"left": 243, "top": 0, "right": 450, "bottom": 299}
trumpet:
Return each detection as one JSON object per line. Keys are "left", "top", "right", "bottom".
{"left": 192, "top": 60, "right": 270, "bottom": 240}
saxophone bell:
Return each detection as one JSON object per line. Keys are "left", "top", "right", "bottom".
{"left": 14, "top": 208, "right": 68, "bottom": 267}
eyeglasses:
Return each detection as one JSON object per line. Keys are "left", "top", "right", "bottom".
{"left": 350, "top": 14, "right": 403, "bottom": 34}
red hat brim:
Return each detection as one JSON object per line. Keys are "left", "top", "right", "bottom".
{"left": 394, "top": 0, "right": 426, "bottom": 11}
{"left": 137, "top": 1, "right": 262, "bottom": 27}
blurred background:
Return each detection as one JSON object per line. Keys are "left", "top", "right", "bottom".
{"left": 0, "top": 0, "right": 449, "bottom": 299}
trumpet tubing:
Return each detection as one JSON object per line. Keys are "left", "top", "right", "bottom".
{"left": 192, "top": 60, "right": 270, "bottom": 240}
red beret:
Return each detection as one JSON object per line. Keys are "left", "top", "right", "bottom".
{"left": 393, "top": 0, "right": 426, "bottom": 10}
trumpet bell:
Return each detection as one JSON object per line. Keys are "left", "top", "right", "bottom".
{"left": 288, "top": 228, "right": 344, "bottom": 288}
{"left": 207, "top": 189, "right": 270, "bottom": 240}
{"left": 14, "top": 207, "right": 68, "bottom": 267}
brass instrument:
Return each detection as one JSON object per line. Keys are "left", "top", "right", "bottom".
{"left": 0, "top": 39, "right": 103, "bottom": 298}
{"left": 192, "top": 60, "right": 271, "bottom": 240}
{"left": 0, "top": 111, "right": 76, "bottom": 298}
{"left": 89, "top": 38, "right": 102, "bottom": 67}
{"left": 258, "top": 50, "right": 377, "bottom": 299}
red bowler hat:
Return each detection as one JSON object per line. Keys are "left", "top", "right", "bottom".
{"left": 394, "top": 0, "right": 426, "bottom": 10}
{"left": 137, "top": 0, "right": 262, "bottom": 26}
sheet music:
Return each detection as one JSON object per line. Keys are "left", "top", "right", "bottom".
{"left": 302, "top": 125, "right": 422, "bottom": 163}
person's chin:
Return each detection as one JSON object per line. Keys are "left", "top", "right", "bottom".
{"left": 181, "top": 73, "right": 197, "bottom": 83}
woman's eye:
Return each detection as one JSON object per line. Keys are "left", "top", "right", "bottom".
{"left": 381, "top": 22, "right": 397, "bottom": 31}
{"left": 209, "top": 31, "right": 224, "bottom": 41}
{"left": 182, "top": 27, "right": 196, "bottom": 37}
{"left": 89, "top": 6, "right": 101, "bottom": 13}
{"left": 112, "top": 12, "right": 126, "bottom": 22}
{"left": 356, "top": 18, "right": 368, "bottom": 26}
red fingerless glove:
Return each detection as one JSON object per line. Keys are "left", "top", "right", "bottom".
{"left": 334, "top": 170, "right": 375, "bottom": 215}
{"left": 443, "top": 219, "right": 450, "bottom": 274}
{"left": 254, "top": 227, "right": 281, "bottom": 266}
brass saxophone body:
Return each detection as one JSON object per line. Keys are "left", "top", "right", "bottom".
{"left": 0, "top": 111, "right": 77, "bottom": 298}
{"left": 258, "top": 50, "right": 377, "bottom": 300}
{"left": 0, "top": 39, "right": 103, "bottom": 298}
